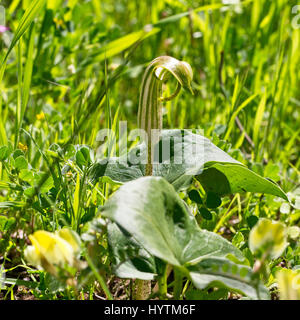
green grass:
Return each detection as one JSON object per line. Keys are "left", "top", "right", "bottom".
{"left": 0, "top": 0, "right": 299, "bottom": 300}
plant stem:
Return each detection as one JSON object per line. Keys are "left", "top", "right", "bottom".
{"left": 173, "top": 267, "right": 183, "bottom": 300}
{"left": 133, "top": 279, "right": 151, "bottom": 300}
{"left": 158, "top": 264, "right": 168, "bottom": 299}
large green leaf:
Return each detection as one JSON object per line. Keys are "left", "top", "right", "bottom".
{"left": 90, "top": 129, "right": 287, "bottom": 200}
{"left": 196, "top": 163, "right": 286, "bottom": 199}
{"left": 100, "top": 176, "right": 269, "bottom": 299}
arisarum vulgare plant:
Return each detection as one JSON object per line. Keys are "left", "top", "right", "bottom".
{"left": 87, "top": 56, "right": 288, "bottom": 300}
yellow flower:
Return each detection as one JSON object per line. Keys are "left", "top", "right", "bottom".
{"left": 57, "top": 228, "right": 81, "bottom": 253}
{"left": 18, "top": 142, "right": 28, "bottom": 152}
{"left": 36, "top": 112, "right": 45, "bottom": 121}
{"left": 24, "top": 229, "right": 81, "bottom": 275}
{"left": 53, "top": 17, "right": 65, "bottom": 28}
{"left": 249, "top": 218, "right": 288, "bottom": 259}
{"left": 276, "top": 268, "right": 300, "bottom": 300}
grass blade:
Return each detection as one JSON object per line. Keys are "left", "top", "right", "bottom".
{"left": 253, "top": 91, "right": 267, "bottom": 149}
{"left": 0, "top": 0, "right": 46, "bottom": 83}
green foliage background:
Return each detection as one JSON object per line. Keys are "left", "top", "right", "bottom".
{"left": 0, "top": 0, "right": 299, "bottom": 300}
